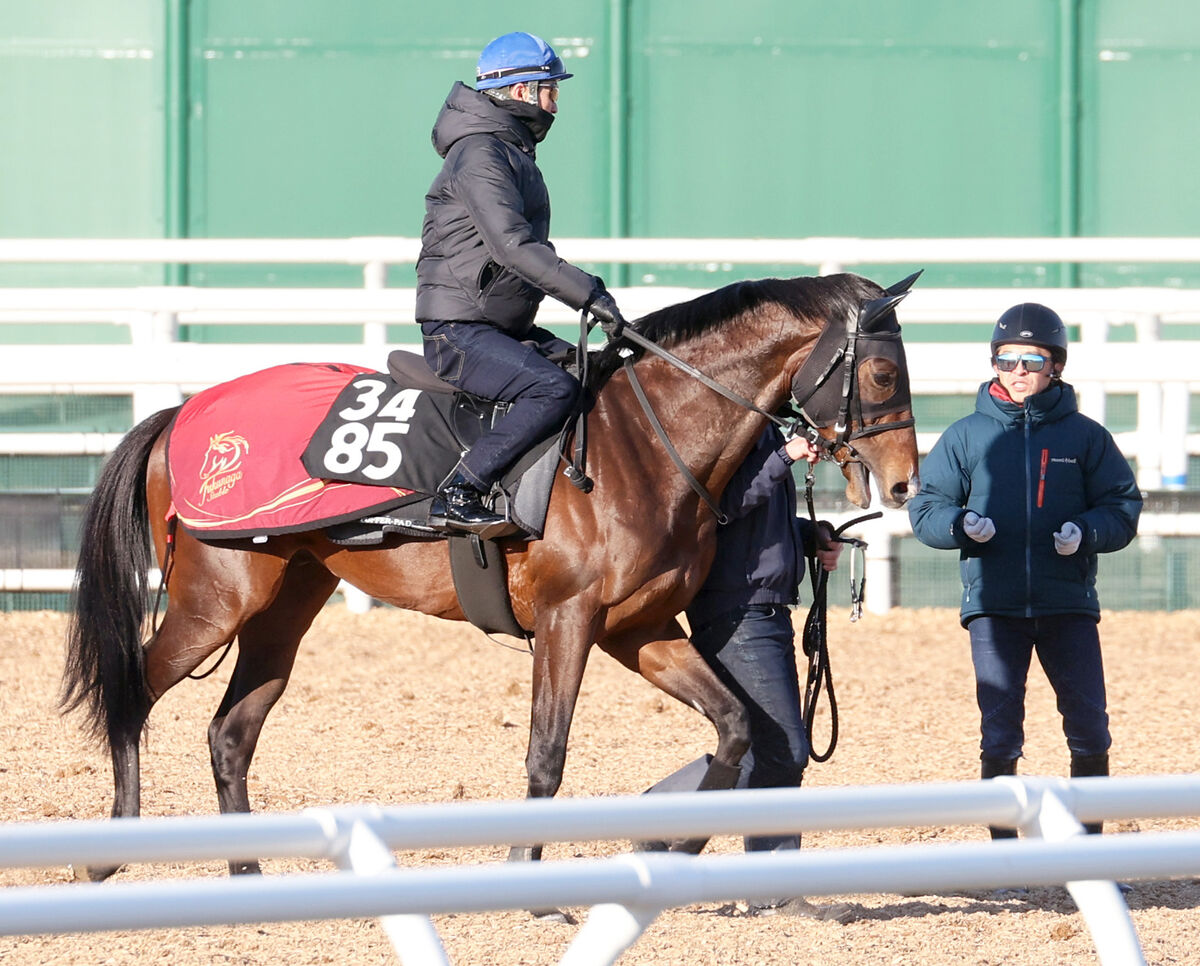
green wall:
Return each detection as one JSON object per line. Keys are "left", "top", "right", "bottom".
{"left": 2, "top": 1, "right": 1199, "bottom": 289}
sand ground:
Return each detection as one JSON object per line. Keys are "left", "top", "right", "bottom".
{"left": 2, "top": 606, "right": 1198, "bottom": 965}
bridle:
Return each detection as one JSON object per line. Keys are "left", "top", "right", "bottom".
{"left": 785, "top": 270, "right": 920, "bottom": 467}
{"left": 594, "top": 271, "right": 921, "bottom": 520}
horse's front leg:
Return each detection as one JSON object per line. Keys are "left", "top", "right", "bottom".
{"left": 506, "top": 602, "right": 597, "bottom": 920}
{"left": 509, "top": 601, "right": 596, "bottom": 860}
{"left": 599, "top": 621, "right": 751, "bottom": 854}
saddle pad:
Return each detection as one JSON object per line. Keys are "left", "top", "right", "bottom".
{"left": 167, "top": 362, "right": 419, "bottom": 539}
{"left": 301, "top": 370, "right": 466, "bottom": 494}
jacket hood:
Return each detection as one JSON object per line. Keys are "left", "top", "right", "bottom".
{"left": 430, "top": 81, "right": 552, "bottom": 158}
{"left": 975, "top": 378, "right": 1078, "bottom": 428}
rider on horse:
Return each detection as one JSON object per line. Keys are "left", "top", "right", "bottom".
{"left": 415, "top": 31, "right": 627, "bottom": 539}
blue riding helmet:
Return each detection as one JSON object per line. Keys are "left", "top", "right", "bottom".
{"left": 476, "top": 31, "right": 573, "bottom": 90}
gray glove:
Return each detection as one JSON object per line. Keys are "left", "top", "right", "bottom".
{"left": 1053, "top": 521, "right": 1082, "bottom": 555}
{"left": 587, "top": 291, "right": 627, "bottom": 338}
{"left": 962, "top": 511, "right": 996, "bottom": 543}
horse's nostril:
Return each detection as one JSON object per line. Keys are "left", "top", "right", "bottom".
{"left": 892, "top": 474, "right": 920, "bottom": 503}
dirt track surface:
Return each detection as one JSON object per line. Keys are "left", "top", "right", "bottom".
{"left": 2, "top": 606, "right": 1199, "bottom": 965}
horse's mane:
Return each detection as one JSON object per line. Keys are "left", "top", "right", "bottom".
{"left": 586, "top": 273, "right": 883, "bottom": 393}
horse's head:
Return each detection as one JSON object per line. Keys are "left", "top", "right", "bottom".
{"left": 788, "top": 273, "right": 922, "bottom": 509}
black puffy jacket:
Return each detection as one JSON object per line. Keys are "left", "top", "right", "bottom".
{"left": 414, "top": 82, "right": 598, "bottom": 335}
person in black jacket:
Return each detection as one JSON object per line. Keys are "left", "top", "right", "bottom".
{"left": 907, "top": 303, "right": 1142, "bottom": 837}
{"left": 415, "top": 31, "right": 627, "bottom": 538}
{"left": 640, "top": 427, "right": 845, "bottom": 917}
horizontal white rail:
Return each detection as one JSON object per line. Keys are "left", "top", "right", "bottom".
{"left": 4, "top": 235, "right": 1200, "bottom": 279}
{"left": 3, "top": 239, "right": 1197, "bottom": 609}
{"left": 5, "top": 777, "right": 1197, "bottom": 867}
{"left": 5, "top": 284, "right": 1200, "bottom": 324}
{"left": 1, "top": 776, "right": 1197, "bottom": 966}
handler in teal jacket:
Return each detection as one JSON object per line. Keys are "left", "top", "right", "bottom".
{"left": 907, "top": 303, "right": 1141, "bottom": 837}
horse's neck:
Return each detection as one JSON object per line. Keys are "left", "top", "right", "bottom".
{"left": 600, "top": 316, "right": 816, "bottom": 499}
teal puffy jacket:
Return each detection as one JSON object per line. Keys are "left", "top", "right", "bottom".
{"left": 908, "top": 380, "right": 1141, "bottom": 625}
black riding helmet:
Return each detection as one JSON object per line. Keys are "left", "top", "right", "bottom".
{"left": 990, "top": 303, "right": 1068, "bottom": 366}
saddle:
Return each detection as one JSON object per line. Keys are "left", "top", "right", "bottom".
{"left": 309, "top": 350, "right": 561, "bottom": 544}
{"left": 314, "top": 351, "right": 567, "bottom": 640}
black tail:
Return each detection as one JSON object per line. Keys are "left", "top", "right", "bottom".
{"left": 60, "top": 407, "right": 179, "bottom": 752}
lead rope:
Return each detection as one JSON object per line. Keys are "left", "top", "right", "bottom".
{"left": 799, "top": 468, "right": 882, "bottom": 762}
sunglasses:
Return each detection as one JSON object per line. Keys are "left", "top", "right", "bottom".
{"left": 542, "top": 83, "right": 559, "bottom": 103}
{"left": 993, "top": 351, "right": 1049, "bottom": 372}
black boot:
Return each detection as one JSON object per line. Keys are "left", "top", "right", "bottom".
{"left": 429, "top": 471, "right": 520, "bottom": 539}
{"left": 981, "top": 757, "right": 1020, "bottom": 840}
{"left": 1070, "top": 751, "right": 1109, "bottom": 835}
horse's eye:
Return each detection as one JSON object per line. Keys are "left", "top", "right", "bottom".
{"left": 872, "top": 371, "right": 896, "bottom": 390}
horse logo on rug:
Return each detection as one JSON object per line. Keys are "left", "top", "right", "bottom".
{"left": 198, "top": 432, "right": 249, "bottom": 505}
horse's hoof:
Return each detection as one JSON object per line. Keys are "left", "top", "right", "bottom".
{"left": 72, "top": 863, "right": 120, "bottom": 883}
{"left": 666, "top": 836, "right": 710, "bottom": 855}
{"left": 530, "top": 908, "right": 577, "bottom": 925}
{"left": 229, "top": 859, "right": 263, "bottom": 876}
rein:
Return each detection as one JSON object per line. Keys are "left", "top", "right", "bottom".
{"left": 799, "top": 469, "right": 882, "bottom": 762}
{"left": 610, "top": 313, "right": 887, "bottom": 764}
{"left": 599, "top": 280, "right": 916, "bottom": 522}
{"left": 611, "top": 322, "right": 797, "bottom": 522}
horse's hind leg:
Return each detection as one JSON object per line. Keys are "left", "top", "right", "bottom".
{"left": 79, "top": 542, "right": 285, "bottom": 881}
{"left": 207, "top": 553, "right": 339, "bottom": 874}
{"left": 76, "top": 729, "right": 146, "bottom": 881}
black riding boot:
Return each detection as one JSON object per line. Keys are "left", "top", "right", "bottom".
{"left": 429, "top": 470, "right": 519, "bottom": 539}
{"left": 981, "top": 757, "right": 1020, "bottom": 840}
{"left": 1070, "top": 751, "right": 1109, "bottom": 835}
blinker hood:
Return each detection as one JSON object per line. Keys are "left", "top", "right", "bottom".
{"left": 790, "top": 280, "right": 916, "bottom": 438}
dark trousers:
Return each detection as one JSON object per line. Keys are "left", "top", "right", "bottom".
{"left": 692, "top": 603, "right": 808, "bottom": 851}
{"left": 967, "top": 614, "right": 1111, "bottom": 762}
{"left": 420, "top": 321, "right": 579, "bottom": 488}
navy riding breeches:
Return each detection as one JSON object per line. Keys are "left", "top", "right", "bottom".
{"left": 420, "top": 321, "right": 579, "bottom": 489}
{"left": 967, "top": 613, "right": 1111, "bottom": 761}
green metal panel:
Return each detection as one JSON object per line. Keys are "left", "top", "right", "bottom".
{"left": 1078, "top": 0, "right": 1200, "bottom": 285}
{"left": 0, "top": 1, "right": 164, "bottom": 285}
{"left": 3, "top": 1, "right": 1197, "bottom": 293}
{"left": 185, "top": 1, "right": 613, "bottom": 290}
{"left": 627, "top": 1, "right": 1063, "bottom": 288}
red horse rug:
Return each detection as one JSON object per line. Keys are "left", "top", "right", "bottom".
{"left": 166, "top": 362, "right": 445, "bottom": 539}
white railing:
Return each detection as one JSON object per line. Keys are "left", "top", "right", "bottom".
{"left": 1, "top": 776, "right": 1198, "bottom": 966}
{"left": 3, "top": 238, "right": 1198, "bottom": 604}
{"left": 4, "top": 235, "right": 1200, "bottom": 283}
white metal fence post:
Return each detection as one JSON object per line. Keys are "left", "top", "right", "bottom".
{"left": 1160, "top": 382, "right": 1191, "bottom": 490}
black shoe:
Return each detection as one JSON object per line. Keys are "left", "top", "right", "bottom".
{"left": 429, "top": 471, "right": 520, "bottom": 539}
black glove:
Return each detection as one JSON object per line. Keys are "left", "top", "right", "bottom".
{"left": 587, "top": 291, "right": 627, "bottom": 338}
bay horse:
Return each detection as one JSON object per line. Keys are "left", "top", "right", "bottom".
{"left": 61, "top": 272, "right": 920, "bottom": 880}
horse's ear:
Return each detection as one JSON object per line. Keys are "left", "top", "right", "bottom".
{"left": 884, "top": 269, "right": 924, "bottom": 296}
{"left": 858, "top": 292, "right": 909, "bottom": 329}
